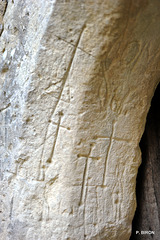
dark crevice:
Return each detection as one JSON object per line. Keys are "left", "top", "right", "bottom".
{"left": 0, "top": 0, "right": 8, "bottom": 37}
{"left": 130, "top": 83, "right": 160, "bottom": 240}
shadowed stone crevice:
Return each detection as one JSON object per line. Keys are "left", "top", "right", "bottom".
{"left": 131, "top": 83, "right": 160, "bottom": 239}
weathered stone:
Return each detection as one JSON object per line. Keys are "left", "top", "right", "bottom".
{"left": 0, "top": 0, "right": 160, "bottom": 239}
{"left": 0, "top": 0, "right": 7, "bottom": 36}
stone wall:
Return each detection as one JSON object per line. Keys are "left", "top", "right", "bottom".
{"left": 0, "top": 0, "right": 160, "bottom": 239}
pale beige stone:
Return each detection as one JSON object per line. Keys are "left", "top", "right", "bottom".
{"left": 0, "top": 0, "right": 160, "bottom": 239}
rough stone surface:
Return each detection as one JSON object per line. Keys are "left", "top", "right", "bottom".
{"left": 0, "top": 0, "right": 7, "bottom": 36}
{"left": 0, "top": 0, "right": 160, "bottom": 239}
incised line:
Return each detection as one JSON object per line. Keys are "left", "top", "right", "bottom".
{"left": 102, "top": 121, "right": 115, "bottom": 185}
{"left": 79, "top": 145, "right": 92, "bottom": 206}
{"left": 9, "top": 196, "right": 14, "bottom": 219}
{"left": 46, "top": 116, "right": 61, "bottom": 164}
{"left": 38, "top": 24, "right": 86, "bottom": 179}
{"left": 0, "top": 103, "right": 11, "bottom": 112}
{"left": 54, "top": 33, "right": 96, "bottom": 59}
{"left": 94, "top": 135, "right": 131, "bottom": 143}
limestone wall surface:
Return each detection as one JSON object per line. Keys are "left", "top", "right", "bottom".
{"left": 0, "top": 0, "right": 160, "bottom": 239}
